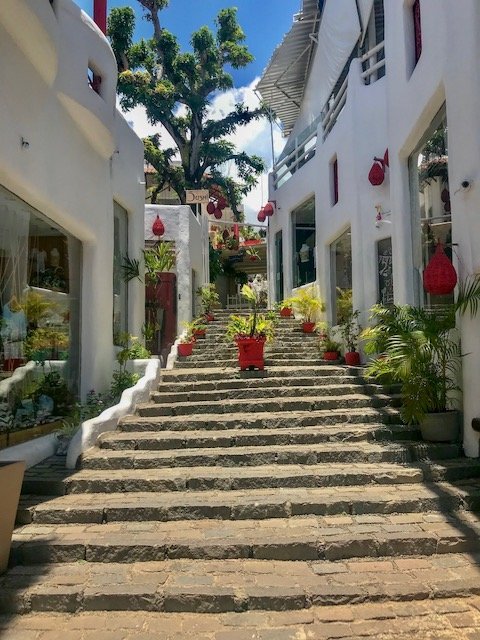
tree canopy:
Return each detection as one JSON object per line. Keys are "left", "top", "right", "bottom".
{"left": 108, "top": 2, "right": 266, "bottom": 217}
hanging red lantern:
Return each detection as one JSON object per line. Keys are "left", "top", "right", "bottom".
{"left": 383, "top": 149, "right": 389, "bottom": 168}
{"left": 222, "top": 229, "right": 229, "bottom": 240}
{"left": 152, "top": 215, "right": 165, "bottom": 237}
{"left": 264, "top": 202, "right": 274, "bottom": 217}
{"left": 423, "top": 242, "right": 457, "bottom": 295}
{"left": 257, "top": 208, "right": 266, "bottom": 223}
{"left": 213, "top": 208, "right": 223, "bottom": 219}
{"left": 206, "top": 201, "right": 216, "bottom": 215}
{"left": 218, "top": 197, "right": 228, "bottom": 210}
{"left": 368, "top": 161, "right": 385, "bottom": 186}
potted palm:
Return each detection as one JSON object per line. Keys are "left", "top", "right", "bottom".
{"left": 289, "top": 286, "right": 326, "bottom": 332}
{"left": 226, "top": 285, "right": 275, "bottom": 370}
{"left": 191, "top": 317, "right": 208, "bottom": 339}
{"left": 318, "top": 327, "right": 342, "bottom": 361}
{"left": 197, "top": 284, "right": 220, "bottom": 321}
{"left": 362, "top": 304, "right": 461, "bottom": 441}
{"left": 277, "top": 299, "right": 294, "bottom": 318}
{"left": 339, "top": 309, "right": 361, "bottom": 365}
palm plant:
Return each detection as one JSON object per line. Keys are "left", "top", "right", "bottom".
{"left": 226, "top": 285, "right": 275, "bottom": 341}
{"left": 287, "top": 285, "right": 325, "bottom": 323}
{"left": 196, "top": 284, "right": 220, "bottom": 316}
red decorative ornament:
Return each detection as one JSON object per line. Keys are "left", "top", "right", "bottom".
{"left": 206, "top": 201, "right": 216, "bottom": 215}
{"left": 213, "top": 208, "right": 223, "bottom": 219}
{"left": 263, "top": 202, "right": 274, "bottom": 217}
{"left": 368, "top": 161, "right": 385, "bottom": 186}
{"left": 222, "top": 229, "right": 230, "bottom": 241}
{"left": 383, "top": 149, "right": 389, "bottom": 168}
{"left": 423, "top": 242, "right": 457, "bottom": 295}
{"left": 218, "top": 197, "right": 228, "bottom": 210}
{"left": 257, "top": 208, "right": 266, "bottom": 223}
{"left": 152, "top": 215, "right": 165, "bottom": 237}
{"left": 233, "top": 223, "right": 239, "bottom": 238}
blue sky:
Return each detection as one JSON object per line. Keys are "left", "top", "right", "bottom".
{"left": 75, "top": 0, "right": 300, "bottom": 86}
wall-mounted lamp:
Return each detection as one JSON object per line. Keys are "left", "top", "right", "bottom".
{"left": 21, "top": 137, "right": 30, "bottom": 149}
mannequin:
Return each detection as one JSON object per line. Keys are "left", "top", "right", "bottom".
{"left": 298, "top": 243, "right": 312, "bottom": 284}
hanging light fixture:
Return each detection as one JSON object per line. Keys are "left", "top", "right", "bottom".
{"left": 213, "top": 208, "right": 223, "bottom": 219}
{"left": 206, "top": 201, "right": 216, "bottom": 215}
{"left": 152, "top": 214, "right": 165, "bottom": 237}
{"left": 423, "top": 242, "right": 457, "bottom": 295}
{"left": 257, "top": 208, "right": 266, "bottom": 223}
{"left": 263, "top": 202, "right": 274, "bottom": 217}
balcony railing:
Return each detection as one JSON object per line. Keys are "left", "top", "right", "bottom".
{"left": 273, "top": 124, "right": 318, "bottom": 190}
{"left": 361, "top": 40, "right": 385, "bottom": 84}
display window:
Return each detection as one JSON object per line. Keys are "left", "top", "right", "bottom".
{"left": 292, "top": 198, "right": 316, "bottom": 288}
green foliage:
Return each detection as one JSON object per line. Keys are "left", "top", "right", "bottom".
{"left": 110, "top": 370, "right": 140, "bottom": 401}
{"left": 287, "top": 286, "right": 326, "bottom": 323}
{"left": 108, "top": 4, "right": 266, "bottom": 216}
{"left": 318, "top": 327, "right": 341, "bottom": 354}
{"left": 25, "top": 327, "right": 69, "bottom": 360}
{"left": 225, "top": 285, "right": 275, "bottom": 341}
{"left": 335, "top": 288, "right": 353, "bottom": 325}
{"left": 196, "top": 283, "right": 220, "bottom": 314}
{"left": 338, "top": 309, "right": 361, "bottom": 352}
{"left": 21, "top": 291, "right": 57, "bottom": 327}
{"left": 144, "top": 243, "right": 176, "bottom": 280}
{"left": 121, "top": 255, "right": 141, "bottom": 283}
{"left": 31, "top": 371, "right": 75, "bottom": 416}
{"left": 115, "top": 332, "right": 151, "bottom": 368}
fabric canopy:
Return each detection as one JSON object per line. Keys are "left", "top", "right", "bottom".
{"left": 357, "top": 0, "right": 375, "bottom": 33}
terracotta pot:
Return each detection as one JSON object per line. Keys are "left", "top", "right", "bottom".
{"left": 302, "top": 322, "right": 316, "bottom": 333}
{"left": 280, "top": 307, "right": 293, "bottom": 318}
{"left": 323, "top": 351, "right": 340, "bottom": 361}
{"left": 236, "top": 337, "right": 266, "bottom": 371}
{"left": 0, "top": 461, "right": 25, "bottom": 573}
{"left": 178, "top": 342, "right": 194, "bottom": 356}
{"left": 344, "top": 351, "right": 361, "bottom": 366}
{"left": 193, "top": 329, "right": 206, "bottom": 339}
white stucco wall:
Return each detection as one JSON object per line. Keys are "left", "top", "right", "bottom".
{"left": 145, "top": 205, "right": 205, "bottom": 336}
{"left": 0, "top": 0, "right": 145, "bottom": 398}
{"left": 267, "top": 0, "right": 480, "bottom": 456}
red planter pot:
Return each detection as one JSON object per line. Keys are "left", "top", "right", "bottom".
{"left": 193, "top": 329, "right": 206, "bottom": 339}
{"left": 236, "top": 337, "right": 266, "bottom": 371}
{"left": 323, "top": 351, "right": 340, "bottom": 361}
{"left": 280, "top": 307, "right": 293, "bottom": 318}
{"left": 204, "top": 313, "right": 215, "bottom": 322}
{"left": 178, "top": 342, "right": 194, "bottom": 356}
{"left": 302, "top": 322, "right": 316, "bottom": 333}
{"left": 344, "top": 351, "right": 361, "bottom": 366}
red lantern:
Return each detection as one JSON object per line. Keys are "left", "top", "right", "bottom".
{"left": 152, "top": 215, "right": 165, "bottom": 237}
{"left": 264, "top": 202, "right": 274, "bottom": 217}
{"left": 218, "top": 197, "right": 227, "bottom": 210}
{"left": 213, "top": 208, "right": 223, "bottom": 219}
{"left": 206, "top": 201, "right": 216, "bottom": 215}
{"left": 423, "top": 242, "right": 457, "bottom": 295}
{"left": 257, "top": 208, "right": 266, "bottom": 223}
{"left": 383, "top": 149, "right": 389, "bottom": 168}
{"left": 368, "top": 161, "right": 385, "bottom": 186}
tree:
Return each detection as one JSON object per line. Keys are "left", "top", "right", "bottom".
{"left": 108, "top": 2, "right": 266, "bottom": 217}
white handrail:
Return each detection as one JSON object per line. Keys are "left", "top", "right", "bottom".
{"left": 361, "top": 40, "right": 384, "bottom": 61}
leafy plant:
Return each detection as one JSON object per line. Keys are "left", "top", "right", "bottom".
{"left": 115, "top": 332, "right": 151, "bottom": 368}
{"left": 30, "top": 370, "right": 75, "bottom": 416}
{"left": 338, "top": 309, "right": 361, "bottom": 352}
{"left": 121, "top": 255, "right": 141, "bottom": 283}
{"left": 287, "top": 286, "right": 325, "bottom": 323}
{"left": 335, "top": 287, "right": 353, "bottom": 325}
{"left": 226, "top": 285, "right": 275, "bottom": 341}
{"left": 197, "top": 284, "right": 220, "bottom": 315}
{"left": 144, "top": 243, "right": 176, "bottom": 281}
{"left": 318, "top": 327, "right": 341, "bottom": 354}
{"left": 21, "top": 291, "right": 57, "bottom": 328}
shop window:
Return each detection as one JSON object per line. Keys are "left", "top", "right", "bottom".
{"left": 0, "top": 185, "right": 80, "bottom": 447}
{"left": 410, "top": 108, "right": 452, "bottom": 308}
{"left": 331, "top": 157, "right": 339, "bottom": 206}
{"left": 292, "top": 198, "right": 316, "bottom": 288}
{"left": 377, "top": 237, "right": 394, "bottom": 305}
{"left": 330, "top": 228, "right": 352, "bottom": 324}
{"left": 413, "top": 0, "right": 422, "bottom": 65}
{"left": 113, "top": 202, "right": 128, "bottom": 345}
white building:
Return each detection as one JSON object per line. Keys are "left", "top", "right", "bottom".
{"left": 0, "top": 0, "right": 145, "bottom": 403}
{"left": 258, "top": 0, "right": 480, "bottom": 456}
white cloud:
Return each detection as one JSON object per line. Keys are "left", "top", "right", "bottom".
{"left": 120, "top": 79, "right": 286, "bottom": 224}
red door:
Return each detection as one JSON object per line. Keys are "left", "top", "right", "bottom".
{"left": 145, "top": 273, "right": 177, "bottom": 363}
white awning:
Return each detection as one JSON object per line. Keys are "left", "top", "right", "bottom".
{"left": 358, "top": 0, "right": 375, "bottom": 32}
{"left": 256, "top": 0, "right": 321, "bottom": 137}
{"left": 315, "top": 0, "right": 361, "bottom": 108}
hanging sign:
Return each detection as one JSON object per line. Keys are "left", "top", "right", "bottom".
{"left": 186, "top": 189, "right": 209, "bottom": 204}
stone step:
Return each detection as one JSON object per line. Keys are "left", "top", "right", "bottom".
{"left": 61, "top": 460, "right": 480, "bottom": 494}
{"left": 161, "top": 365, "right": 351, "bottom": 382}
{"left": 137, "top": 393, "right": 396, "bottom": 418}
{"left": 20, "top": 478, "right": 480, "bottom": 525}
{"left": 101, "top": 424, "right": 422, "bottom": 453}
{"left": 118, "top": 407, "right": 402, "bottom": 432}
{"left": 11, "top": 511, "right": 480, "bottom": 565}
{"left": 3, "top": 554, "right": 480, "bottom": 614}
{"left": 151, "top": 383, "right": 390, "bottom": 404}
{"left": 174, "top": 358, "right": 338, "bottom": 369}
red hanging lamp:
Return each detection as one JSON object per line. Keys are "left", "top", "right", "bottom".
{"left": 263, "top": 202, "right": 274, "bottom": 217}
{"left": 257, "top": 208, "right": 266, "bottom": 223}
{"left": 423, "top": 242, "right": 457, "bottom": 295}
{"left": 152, "top": 214, "right": 165, "bottom": 237}
{"left": 213, "top": 208, "right": 223, "bottom": 219}
{"left": 368, "top": 161, "right": 385, "bottom": 186}
{"left": 206, "top": 201, "right": 216, "bottom": 215}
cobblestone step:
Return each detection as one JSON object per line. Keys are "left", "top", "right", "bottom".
{"left": 11, "top": 511, "right": 480, "bottom": 565}
{"left": 174, "top": 358, "right": 336, "bottom": 369}
{"left": 3, "top": 597, "right": 480, "bottom": 639}
{"left": 100, "top": 424, "right": 422, "bottom": 452}
{"left": 136, "top": 393, "right": 397, "bottom": 418}
{"left": 80, "top": 441, "right": 461, "bottom": 470}
{"left": 17, "top": 479, "right": 480, "bottom": 525}
{"left": 151, "top": 383, "right": 389, "bottom": 404}
{"left": 2, "top": 555, "right": 480, "bottom": 614}
{"left": 161, "top": 364, "right": 351, "bottom": 382}
{"left": 61, "top": 460, "right": 480, "bottom": 494}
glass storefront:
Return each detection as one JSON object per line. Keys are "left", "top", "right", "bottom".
{"left": 0, "top": 185, "right": 80, "bottom": 445}
{"left": 292, "top": 198, "right": 316, "bottom": 288}
{"left": 330, "top": 228, "right": 352, "bottom": 324}
{"left": 113, "top": 202, "right": 128, "bottom": 345}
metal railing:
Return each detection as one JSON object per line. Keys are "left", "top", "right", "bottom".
{"left": 361, "top": 40, "right": 385, "bottom": 84}
{"left": 273, "top": 128, "right": 317, "bottom": 190}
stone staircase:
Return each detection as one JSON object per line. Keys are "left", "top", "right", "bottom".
{"left": 3, "top": 310, "right": 480, "bottom": 620}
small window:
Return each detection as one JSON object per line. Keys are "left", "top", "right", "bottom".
{"left": 88, "top": 66, "right": 102, "bottom": 96}
{"left": 413, "top": 0, "right": 422, "bottom": 65}
{"left": 331, "top": 157, "right": 339, "bottom": 206}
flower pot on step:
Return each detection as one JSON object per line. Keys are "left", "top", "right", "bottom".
{"left": 178, "top": 342, "right": 194, "bottom": 356}
{"left": 344, "top": 351, "right": 361, "bottom": 366}
{"left": 236, "top": 337, "right": 266, "bottom": 371}
{"left": 302, "top": 321, "right": 315, "bottom": 333}
{"left": 420, "top": 411, "right": 460, "bottom": 442}
{"left": 193, "top": 329, "right": 206, "bottom": 339}
{"left": 323, "top": 351, "right": 340, "bottom": 361}
{"left": 280, "top": 307, "right": 293, "bottom": 318}
{"left": 204, "top": 313, "right": 215, "bottom": 322}
{"left": 0, "top": 461, "right": 25, "bottom": 574}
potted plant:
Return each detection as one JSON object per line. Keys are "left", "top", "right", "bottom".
{"left": 362, "top": 304, "right": 461, "bottom": 441}
{"left": 288, "top": 286, "right": 326, "bottom": 332}
{"left": 192, "top": 317, "right": 208, "bottom": 339}
{"left": 177, "top": 322, "right": 196, "bottom": 357}
{"left": 0, "top": 460, "right": 25, "bottom": 573}
{"left": 197, "top": 284, "right": 220, "bottom": 321}
{"left": 226, "top": 285, "right": 275, "bottom": 370}
{"left": 278, "top": 300, "right": 294, "bottom": 318}
{"left": 339, "top": 309, "right": 361, "bottom": 365}
{"left": 319, "top": 328, "right": 342, "bottom": 361}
